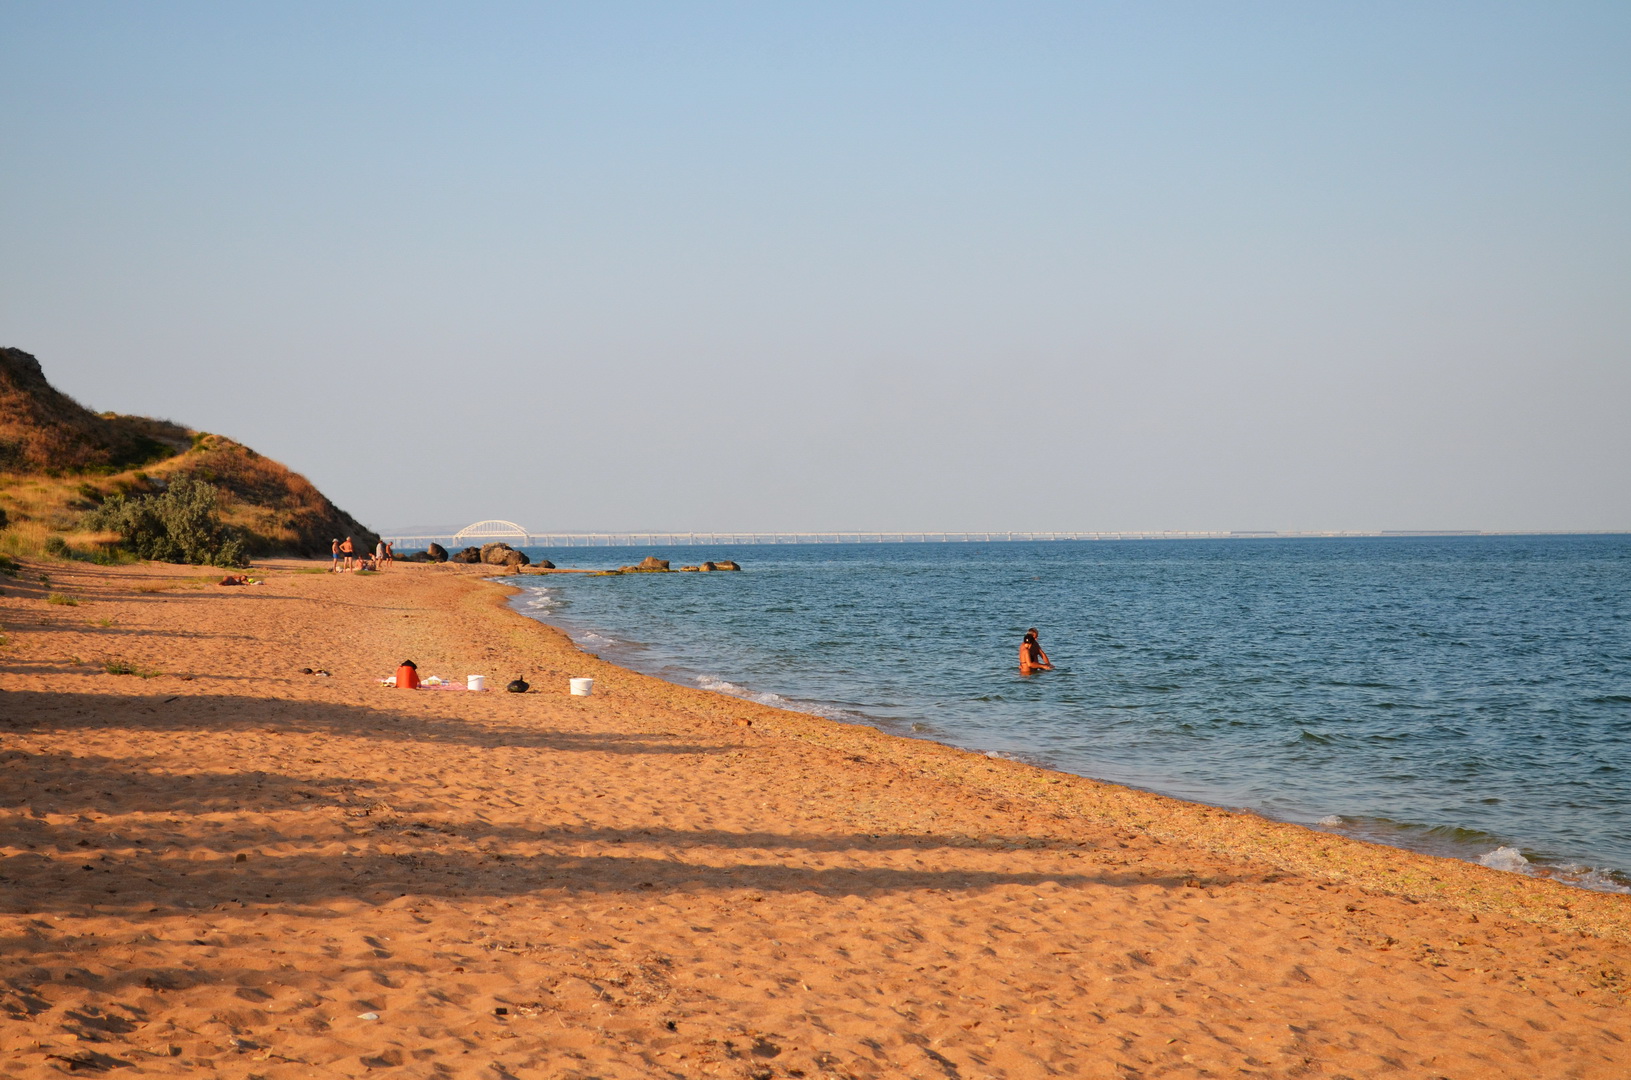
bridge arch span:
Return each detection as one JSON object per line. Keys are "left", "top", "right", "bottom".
{"left": 452, "top": 519, "right": 529, "bottom": 542}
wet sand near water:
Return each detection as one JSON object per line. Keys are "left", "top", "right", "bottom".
{"left": 1, "top": 558, "right": 1628, "bottom": 1079}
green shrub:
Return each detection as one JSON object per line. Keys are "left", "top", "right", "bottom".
{"left": 47, "top": 592, "right": 78, "bottom": 606}
{"left": 0, "top": 554, "right": 17, "bottom": 577}
{"left": 44, "top": 535, "right": 68, "bottom": 556}
{"left": 82, "top": 477, "right": 247, "bottom": 567}
{"left": 104, "top": 659, "right": 160, "bottom": 677}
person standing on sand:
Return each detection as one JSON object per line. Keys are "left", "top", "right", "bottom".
{"left": 375, "top": 539, "right": 387, "bottom": 570}
{"left": 330, "top": 539, "right": 341, "bottom": 572}
{"left": 341, "top": 536, "right": 354, "bottom": 571}
{"left": 1020, "top": 627, "right": 1053, "bottom": 673}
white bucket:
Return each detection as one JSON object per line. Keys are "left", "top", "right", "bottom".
{"left": 466, "top": 674, "right": 486, "bottom": 692}
{"left": 570, "top": 677, "right": 594, "bottom": 696}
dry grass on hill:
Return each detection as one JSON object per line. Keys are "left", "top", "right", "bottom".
{"left": 0, "top": 347, "right": 376, "bottom": 559}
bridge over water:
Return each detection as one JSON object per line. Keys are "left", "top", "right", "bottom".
{"left": 381, "top": 521, "right": 1477, "bottom": 549}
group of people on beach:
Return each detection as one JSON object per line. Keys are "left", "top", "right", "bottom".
{"left": 331, "top": 537, "right": 393, "bottom": 572}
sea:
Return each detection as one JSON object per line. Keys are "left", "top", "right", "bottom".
{"left": 505, "top": 535, "right": 1631, "bottom": 893}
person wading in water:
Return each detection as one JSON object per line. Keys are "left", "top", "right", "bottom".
{"left": 1019, "top": 627, "right": 1053, "bottom": 673}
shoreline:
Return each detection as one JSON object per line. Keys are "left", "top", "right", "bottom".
{"left": 1, "top": 557, "right": 1628, "bottom": 1077}
{"left": 504, "top": 566, "right": 1631, "bottom": 900}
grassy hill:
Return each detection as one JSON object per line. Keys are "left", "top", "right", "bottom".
{"left": 0, "top": 347, "right": 378, "bottom": 560}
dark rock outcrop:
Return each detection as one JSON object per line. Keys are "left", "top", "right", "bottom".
{"left": 533, "top": 558, "right": 555, "bottom": 570}
{"left": 715, "top": 560, "right": 741, "bottom": 571}
{"left": 450, "top": 547, "right": 483, "bottom": 564}
{"left": 479, "top": 542, "right": 530, "bottom": 567}
{"left": 617, "top": 556, "right": 671, "bottom": 573}
{"left": 426, "top": 542, "right": 448, "bottom": 563}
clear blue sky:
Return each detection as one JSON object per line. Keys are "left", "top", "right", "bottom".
{"left": 3, "top": 3, "right": 1627, "bottom": 533}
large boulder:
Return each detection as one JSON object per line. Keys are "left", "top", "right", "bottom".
{"left": 426, "top": 542, "right": 448, "bottom": 563}
{"left": 533, "top": 558, "right": 555, "bottom": 569}
{"left": 399, "top": 550, "right": 432, "bottom": 563}
{"left": 715, "top": 560, "right": 740, "bottom": 571}
{"left": 638, "top": 556, "right": 669, "bottom": 571}
{"left": 480, "top": 541, "right": 529, "bottom": 567}
{"left": 450, "top": 546, "right": 482, "bottom": 564}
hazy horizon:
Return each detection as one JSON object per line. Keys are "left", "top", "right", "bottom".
{"left": 4, "top": 3, "right": 1627, "bottom": 535}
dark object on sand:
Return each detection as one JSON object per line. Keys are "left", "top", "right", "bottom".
{"left": 450, "top": 546, "right": 482, "bottom": 564}
{"left": 300, "top": 667, "right": 313, "bottom": 674}
{"left": 506, "top": 677, "right": 529, "bottom": 693}
{"left": 426, "top": 542, "right": 448, "bottom": 562}
{"left": 218, "top": 573, "right": 250, "bottom": 586}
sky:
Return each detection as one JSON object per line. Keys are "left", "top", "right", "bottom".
{"left": 2, "top": 2, "right": 1628, "bottom": 534}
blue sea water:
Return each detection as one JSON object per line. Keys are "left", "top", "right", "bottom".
{"left": 507, "top": 536, "right": 1631, "bottom": 891}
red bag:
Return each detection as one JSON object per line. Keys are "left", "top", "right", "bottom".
{"left": 396, "top": 662, "right": 420, "bottom": 690}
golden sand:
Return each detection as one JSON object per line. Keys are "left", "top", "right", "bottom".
{"left": 1, "top": 558, "right": 1627, "bottom": 1078}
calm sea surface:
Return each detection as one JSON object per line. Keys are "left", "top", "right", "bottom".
{"left": 507, "top": 536, "right": 1631, "bottom": 891}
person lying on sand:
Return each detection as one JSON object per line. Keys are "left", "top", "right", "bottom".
{"left": 1020, "top": 627, "right": 1053, "bottom": 673}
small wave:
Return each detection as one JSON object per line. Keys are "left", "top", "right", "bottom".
{"left": 1475, "top": 848, "right": 1631, "bottom": 893}
{"left": 1479, "top": 845, "right": 1531, "bottom": 873}
{"left": 1317, "top": 815, "right": 1343, "bottom": 826}
{"left": 695, "top": 674, "right": 783, "bottom": 703}
{"left": 516, "top": 587, "right": 564, "bottom": 614}
{"left": 692, "top": 674, "right": 855, "bottom": 723}
{"left": 1550, "top": 865, "right": 1631, "bottom": 894}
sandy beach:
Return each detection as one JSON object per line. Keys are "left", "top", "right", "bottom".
{"left": 1, "top": 557, "right": 1627, "bottom": 1079}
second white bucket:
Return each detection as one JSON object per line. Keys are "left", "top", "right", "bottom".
{"left": 570, "top": 677, "right": 594, "bottom": 696}
{"left": 466, "top": 674, "right": 486, "bottom": 692}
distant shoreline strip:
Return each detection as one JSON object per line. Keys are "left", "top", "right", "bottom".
{"left": 380, "top": 529, "right": 1625, "bottom": 547}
